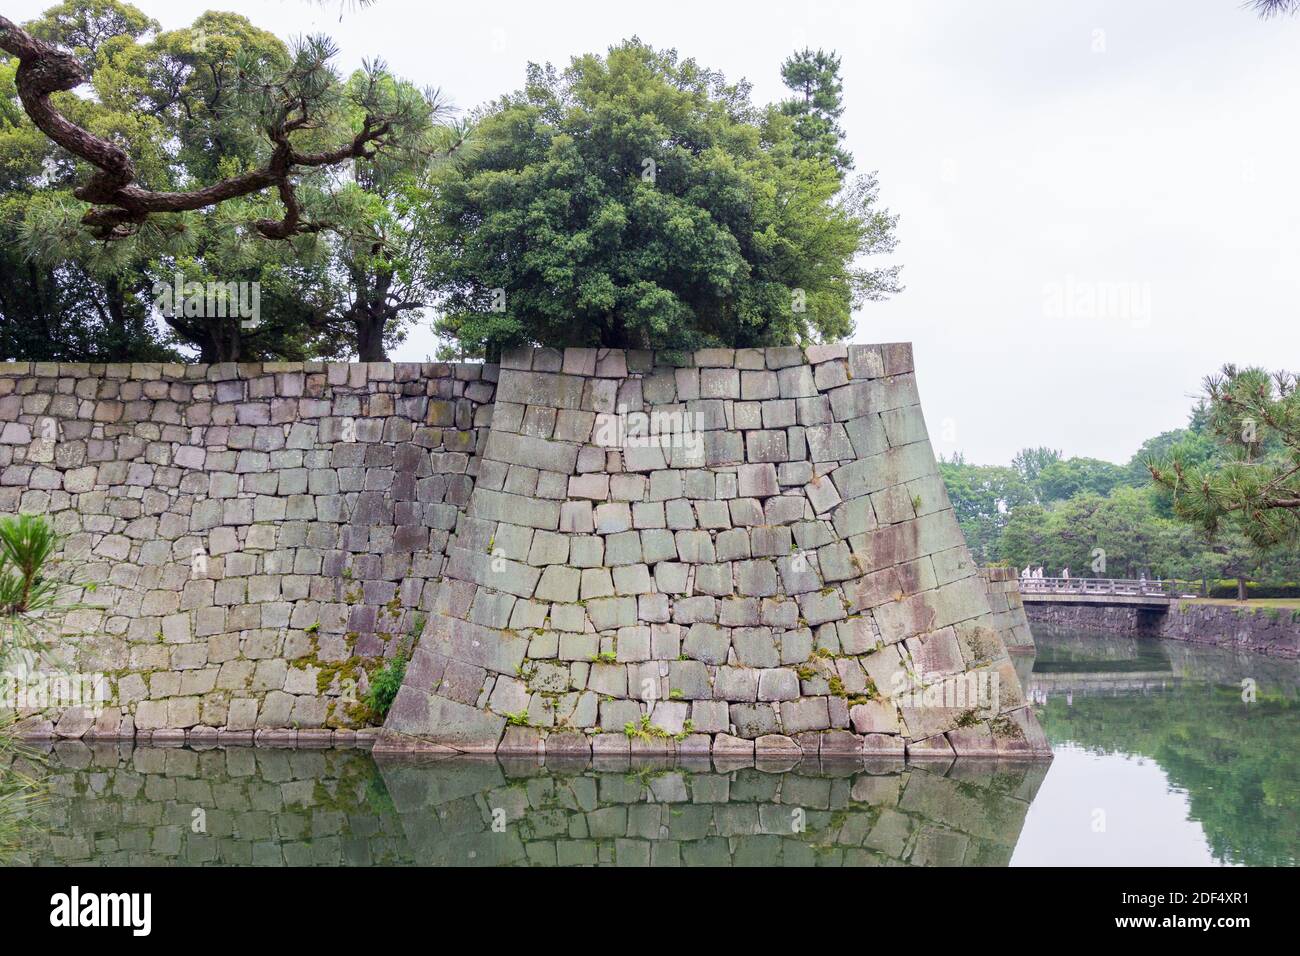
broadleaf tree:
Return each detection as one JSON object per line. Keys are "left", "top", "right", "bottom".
{"left": 421, "top": 39, "right": 900, "bottom": 359}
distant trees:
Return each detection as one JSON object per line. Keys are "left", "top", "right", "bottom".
{"left": 422, "top": 39, "right": 900, "bottom": 359}
{"left": 937, "top": 455, "right": 1032, "bottom": 563}
{"left": 1009, "top": 447, "right": 1062, "bottom": 489}
{"left": 997, "top": 486, "right": 1199, "bottom": 580}
{"left": 1034, "top": 456, "right": 1127, "bottom": 503}
{"left": 943, "top": 372, "right": 1300, "bottom": 593}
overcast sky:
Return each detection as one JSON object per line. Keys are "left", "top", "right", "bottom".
{"left": 12, "top": 0, "right": 1300, "bottom": 466}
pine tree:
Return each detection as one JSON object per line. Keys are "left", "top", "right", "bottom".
{"left": 1149, "top": 366, "right": 1300, "bottom": 551}
{"left": 780, "top": 48, "right": 854, "bottom": 176}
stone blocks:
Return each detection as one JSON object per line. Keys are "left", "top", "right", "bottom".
{"left": 382, "top": 346, "right": 1047, "bottom": 757}
{"left": 6, "top": 346, "right": 1047, "bottom": 759}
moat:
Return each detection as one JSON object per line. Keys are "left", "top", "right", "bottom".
{"left": 6, "top": 626, "right": 1296, "bottom": 867}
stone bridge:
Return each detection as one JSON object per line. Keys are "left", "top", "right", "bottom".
{"left": 1019, "top": 577, "right": 1180, "bottom": 608}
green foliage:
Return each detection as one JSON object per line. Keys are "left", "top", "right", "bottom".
{"left": 2, "top": 0, "right": 451, "bottom": 362}
{"left": 1205, "top": 581, "right": 1300, "bottom": 599}
{"left": 0, "top": 514, "right": 64, "bottom": 863}
{"left": 422, "top": 39, "right": 900, "bottom": 358}
{"left": 944, "top": 372, "right": 1300, "bottom": 588}
{"left": 1034, "top": 456, "right": 1128, "bottom": 503}
{"left": 0, "top": 3, "right": 180, "bottom": 362}
{"left": 1124, "top": 420, "right": 1216, "bottom": 489}
{"left": 363, "top": 652, "right": 407, "bottom": 720}
{"left": 938, "top": 453, "right": 1033, "bottom": 563}
{"left": 779, "top": 48, "right": 853, "bottom": 176}
{"left": 1150, "top": 365, "right": 1300, "bottom": 551}
{"left": 0, "top": 513, "right": 66, "bottom": 663}
{"left": 1010, "top": 446, "right": 1062, "bottom": 487}
{"left": 998, "top": 486, "right": 1202, "bottom": 579}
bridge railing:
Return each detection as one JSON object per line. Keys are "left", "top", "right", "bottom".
{"left": 1018, "top": 576, "right": 1187, "bottom": 598}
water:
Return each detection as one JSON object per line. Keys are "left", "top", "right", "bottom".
{"left": 1012, "top": 627, "right": 1297, "bottom": 867}
{"left": 3, "top": 627, "right": 1296, "bottom": 866}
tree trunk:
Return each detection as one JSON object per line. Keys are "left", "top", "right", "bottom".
{"left": 349, "top": 260, "right": 391, "bottom": 362}
{"left": 355, "top": 307, "right": 388, "bottom": 362}
{"left": 1237, "top": 577, "right": 1248, "bottom": 601}
{"left": 104, "top": 275, "right": 131, "bottom": 361}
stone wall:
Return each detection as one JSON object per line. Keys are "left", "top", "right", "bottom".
{"left": 979, "top": 567, "right": 1034, "bottom": 651}
{"left": 1022, "top": 603, "right": 1153, "bottom": 635}
{"left": 2, "top": 345, "right": 1053, "bottom": 756}
{"left": 1026, "top": 600, "right": 1300, "bottom": 658}
{"left": 0, "top": 359, "right": 495, "bottom": 738}
{"left": 381, "top": 345, "right": 1049, "bottom": 759}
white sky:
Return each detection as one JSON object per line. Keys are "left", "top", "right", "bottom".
{"left": 1011, "top": 745, "right": 1231, "bottom": 866}
{"left": 12, "top": 0, "right": 1300, "bottom": 466}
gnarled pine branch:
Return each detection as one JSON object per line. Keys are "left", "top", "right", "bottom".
{"left": 0, "top": 15, "right": 395, "bottom": 240}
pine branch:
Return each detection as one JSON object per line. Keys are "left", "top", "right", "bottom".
{"left": 0, "top": 16, "right": 412, "bottom": 241}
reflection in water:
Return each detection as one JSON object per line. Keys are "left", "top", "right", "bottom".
{"left": 1024, "top": 626, "right": 1299, "bottom": 867}
{"left": 5, "top": 627, "right": 1294, "bottom": 867}
{"left": 9, "top": 745, "right": 1047, "bottom": 867}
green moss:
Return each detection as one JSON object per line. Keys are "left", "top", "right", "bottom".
{"left": 989, "top": 716, "right": 1024, "bottom": 740}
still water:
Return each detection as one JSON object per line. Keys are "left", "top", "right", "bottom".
{"left": 4, "top": 627, "right": 1296, "bottom": 866}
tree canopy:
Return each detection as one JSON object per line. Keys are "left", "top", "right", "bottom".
{"left": 0, "top": 3, "right": 433, "bottom": 241}
{"left": 1, "top": 0, "right": 463, "bottom": 362}
{"left": 779, "top": 48, "right": 854, "bottom": 176}
{"left": 422, "top": 39, "right": 900, "bottom": 358}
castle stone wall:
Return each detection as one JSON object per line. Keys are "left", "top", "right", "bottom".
{"left": 0, "top": 360, "right": 495, "bottom": 740}
{"left": 380, "top": 345, "right": 1049, "bottom": 759}
{"left": 1, "top": 346, "right": 1051, "bottom": 758}
{"left": 980, "top": 567, "right": 1035, "bottom": 651}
